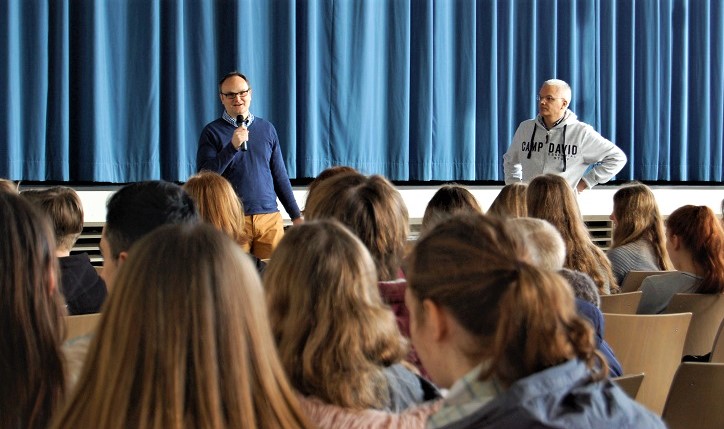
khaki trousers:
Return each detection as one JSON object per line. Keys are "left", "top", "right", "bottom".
{"left": 242, "top": 212, "right": 284, "bottom": 260}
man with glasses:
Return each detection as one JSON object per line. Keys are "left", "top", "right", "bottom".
{"left": 197, "top": 71, "right": 302, "bottom": 260}
{"left": 503, "top": 79, "right": 626, "bottom": 192}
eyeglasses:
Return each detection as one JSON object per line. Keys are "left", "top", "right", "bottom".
{"left": 221, "top": 89, "right": 251, "bottom": 99}
{"left": 537, "top": 95, "right": 564, "bottom": 103}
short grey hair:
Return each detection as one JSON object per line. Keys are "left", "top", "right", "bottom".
{"left": 507, "top": 217, "right": 566, "bottom": 270}
{"left": 542, "top": 79, "right": 572, "bottom": 103}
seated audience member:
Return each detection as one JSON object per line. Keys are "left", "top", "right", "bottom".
{"left": 62, "top": 181, "right": 200, "bottom": 384}
{"left": 420, "top": 184, "right": 483, "bottom": 236}
{"left": 183, "top": 171, "right": 265, "bottom": 272}
{"left": 50, "top": 224, "right": 314, "bottom": 429}
{"left": 638, "top": 205, "right": 724, "bottom": 314}
{"left": 572, "top": 299, "right": 623, "bottom": 377}
{"left": 0, "top": 193, "right": 66, "bottom": 429}
{"left": 506, "top": 217, "right": 621, "bottom": 376}
{"left": 527, "top": 174, "right": 618, "bottom": 294}
{"left": 486, "top": 182, "right": 527, "bottom": 218}
{"left": 0, "top": 178, "right": 18, "bottom": 193}
{"left": 304, "top": 165, "right": 358, "bottom": 208}
{"left": 405, "top": 213, "right": 663, "bottom": 428}
{"left": 607, "top": 183, "right": 672, "bottom": 284}
{"left": 507, "top": 217, "right": 599, "bottom": 306}
{"left": 100, "top": 180, "right": 198, "bottom": 289}
{"left": 264, "top": 220, "right": 438, "bottom": 425}
{"left": 303, "top": 172, "right": 419, "bottom": 365}
{"left": 22, "top": 187, "right": 107, "bottom": 314}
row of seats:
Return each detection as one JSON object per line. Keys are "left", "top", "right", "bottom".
{"left": 603, "top": 291, "right": 724, "bottom": 426}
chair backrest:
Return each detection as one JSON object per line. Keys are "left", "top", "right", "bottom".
{"left": 604, "top": 312, "right": 692, "bottom": 414}
{"left": 611, "top": 372, "right": 645, "bottom": 400}
{"left": 600, "top": 291, "right": 643, "bottom": 314}
{"left": 663, "top": 293, "right": 724, "bottom": 356}
{"left": 620, "top": 271, "right": 665, "bottom": 293}
{"left": 65, "top": 313, "right": 102, "bottom": 340}
{"left": 662, "top": 362, "right": 724, "bottom": 429}
{"left": 711, "top": 319, "right": 724, "bottom": 363}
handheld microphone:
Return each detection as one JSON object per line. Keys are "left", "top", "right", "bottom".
{"left": 236, "top": 115, "right": 248, "bottom": 151}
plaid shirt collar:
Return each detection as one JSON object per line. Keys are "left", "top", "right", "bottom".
{"left": 427, "top": 362, "right": 503, "bottom": 428}
{"left": 222, "top": 110, "right": 255, "bottom": 127}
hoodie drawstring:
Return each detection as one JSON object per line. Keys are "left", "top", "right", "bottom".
{"left": 561, "top": 124, "right": 568, "bottom": 172}
{"left": 527, "top": 124, "right": 538, "bottom": 159}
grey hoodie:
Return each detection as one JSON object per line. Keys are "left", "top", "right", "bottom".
{"left": 503, "top": 111, "right": 626, "bottom": 189}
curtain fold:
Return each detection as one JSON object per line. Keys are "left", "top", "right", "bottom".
{"left": 1, "top": 0, "right": 722, "bottom": 182}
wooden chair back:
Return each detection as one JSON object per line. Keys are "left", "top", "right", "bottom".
{"left": 604, "top": 312, "right": 692, "bottom": 414}
{"left": 65, "top": 313, "right": 102, "bottom": 340}
{"left": 663, "top": 293, "right": 724, "bottom": 356}
{"left": 611, "top": 372, "right": 645, "bottom": 400}
{"left": 662, "top": 362, "right": 724, "bottom": 429}
{"left": 620, "top": 271, "right": 665, "bottom": 293}
{"left": 600, "top": 291, "right": 643, "bottom": 314}
{"left": 710, "top": 319, "right": 724, "bottom": 363}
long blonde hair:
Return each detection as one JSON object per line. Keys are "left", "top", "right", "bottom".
{"left": 183, "top": 171, "right": 247, "bottom": 246}
{"left": 527, "top": 174, "right": 618, "bottom": 294}
{"left": 51, "top": 224, "right": 313, "bottom": 429}
{"left": 611, "top": 183, "right": 671, "bottom": 270}
{"left": 264, "top": 220, "right": 407, "bottom": 410}
{"left": 407, "top": 213, "right": 606, "bottom": 387}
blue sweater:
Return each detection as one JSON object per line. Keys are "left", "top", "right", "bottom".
{"left": 196, "top": 117, "right": 301, "bottom": 219}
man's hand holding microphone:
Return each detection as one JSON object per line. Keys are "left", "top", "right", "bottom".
{"left": 233, "top": 115, "right": 249, "bottom": 151}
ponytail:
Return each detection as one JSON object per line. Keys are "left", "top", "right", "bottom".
{"left": 408, "top": 213, "right": 607, "bottom": 388}
{"left": 482, "top": 264, "right": 607, "bottom": 386}
{"left": 667, "top": 205, "right": 724, "bottom": 294}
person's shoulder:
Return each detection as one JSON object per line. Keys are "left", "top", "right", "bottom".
{"left": 202, "top": 117, "right": 227, "bottom": 128}
{"left": 515, "top": 118, "right": 537, "bottom": 129}
{"left": 607, "top": 241, "right": 644, "bottom": 259}
{"left": 200, "top": 117, "right": 232, "bottom": 136}
{"left": 641, "top": 271, "right": 677, "bottom": 289}
{"left": 252, "top": 116, "right": 273, "bottom": 127}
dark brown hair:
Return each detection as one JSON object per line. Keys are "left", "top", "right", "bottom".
{"left": 407, "top": 213, "right": 606, "bottom": 386}
{"left": 0, "top": 193, "right": 66, "bottom": 429}
{"left": 421, "top": 184, "right": 482, "bottom": 235}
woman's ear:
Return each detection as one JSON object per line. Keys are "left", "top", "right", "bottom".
{"left": 47, "top": 265, "right": 58, "bottom": 294}
{"left": 422, "top": 298, "right": 449, "bottom": 342}
{"left": 668, "top": 233, "right": 681, "bottom": 251}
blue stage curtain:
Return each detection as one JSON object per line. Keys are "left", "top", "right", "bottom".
{"left": 1, "top": 0, "right": 722, "bottom": 182}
